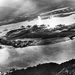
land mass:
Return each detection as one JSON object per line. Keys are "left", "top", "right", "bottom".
{"left": 3, "top": 59, "right": 75, "bottom": 75}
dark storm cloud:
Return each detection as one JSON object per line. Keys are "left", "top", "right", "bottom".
{"left": 0, "top": 0, "right": 75, "bottom": 24}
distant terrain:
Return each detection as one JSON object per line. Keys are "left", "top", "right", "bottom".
{"left": 3, "top": 59, "right": 75, "bottom": 75}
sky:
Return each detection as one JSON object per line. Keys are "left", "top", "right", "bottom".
{"left": 0, "top": 0, "right": 75, "bottom": 23}
{"left": 0, "top": 0, "right": 75, "bottom": 72}
{"left": 0, "top": 40, "right": 75, "bottom": 72}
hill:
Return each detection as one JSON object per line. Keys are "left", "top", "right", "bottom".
{"left": 4, "top": 59, "right": 75, "bottom": 75}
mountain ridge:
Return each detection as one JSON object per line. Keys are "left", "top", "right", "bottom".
{"left": 4, "top": 59, "right": 75, "bottom": 75}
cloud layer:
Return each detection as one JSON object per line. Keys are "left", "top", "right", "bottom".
{"left": 0, "top": 0, "right": 75, "bottom": 24}
{"left": 0, "top": 40, "right": 75, "bottom": 72}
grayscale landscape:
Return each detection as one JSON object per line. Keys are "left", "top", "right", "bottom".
{"left": 0, "top": 0, "right": 75, "bottom": 75}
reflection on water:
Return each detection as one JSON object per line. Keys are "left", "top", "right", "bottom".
{"left": 0, "top": 39, "right": 75, "bottom": 72}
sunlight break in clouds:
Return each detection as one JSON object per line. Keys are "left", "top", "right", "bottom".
{"left": 38, "top": 16, "right": 43, "bottom": 25}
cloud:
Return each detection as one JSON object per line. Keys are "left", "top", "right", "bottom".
{"left": 1, "top": 40, "right": 75, "bottom": 72}
{"left": 0, "top": 46, "right": 10, "bottom": 65}
{"left": 0, "top": 39, "right": 73, "bottom": 72}
{"left": 13, "top": 0, "right": 37, "bottom": 17}
{"left": 0, "top": 0, "right": 75, "bottom": 23}
{"left": 0, "top": 0, "right": 23, "bottom": 8}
